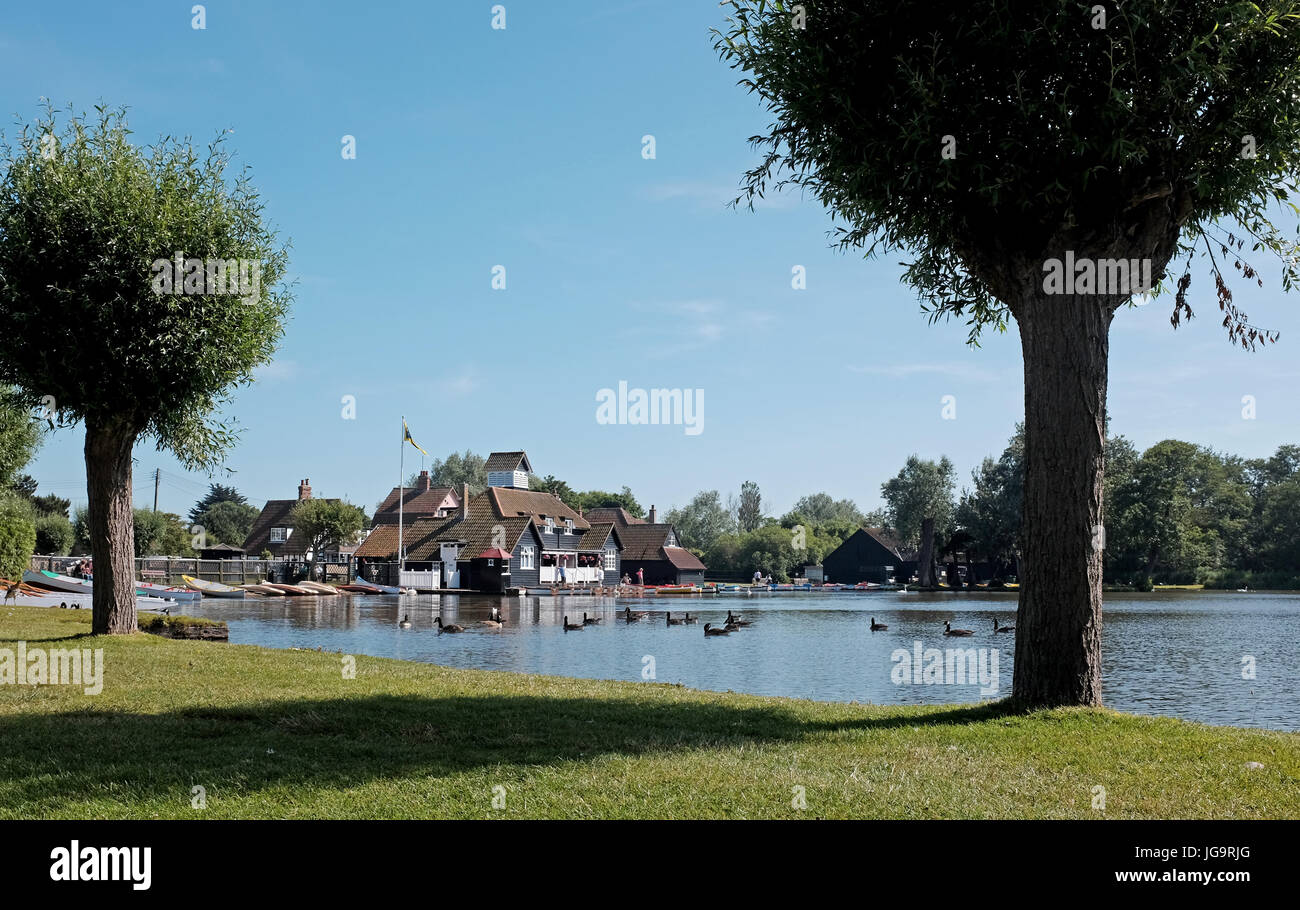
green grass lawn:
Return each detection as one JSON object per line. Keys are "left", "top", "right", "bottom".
{"left": 1, "top": 606, "right": 1296, "bottom": 819}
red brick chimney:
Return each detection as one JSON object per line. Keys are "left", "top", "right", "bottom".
{"left": 461, "top": 482, "right": 469, "bottom": 520}
{"left": 649, "top": 504, "right": 657, "bottom": 523}
{"left": 418, "top": 470, "right": 431, "bottom": 492}
{"left": 298, "top": 478, "right": 312, "bottom": 501}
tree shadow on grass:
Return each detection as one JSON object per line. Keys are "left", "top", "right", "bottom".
{"left": 0, "top": 692, "right": 1020, "bottom": 814}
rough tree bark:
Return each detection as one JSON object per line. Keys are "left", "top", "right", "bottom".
{"left": 85, "top": 416, "right": 138, "bottom": 635}
{"left": 1011, "top": 293, "right": 1114, "bottom": 707}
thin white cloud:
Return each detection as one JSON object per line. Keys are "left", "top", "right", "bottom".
{"left": 846, "top": 362, "right": 1001, "bottom": 382}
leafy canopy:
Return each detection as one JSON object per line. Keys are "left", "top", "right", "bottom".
{"left": 0, "top": 105, "right": 291, "bottom": 466}
{"left": 715, "top": 1, "right": 1300, "bottom": 344}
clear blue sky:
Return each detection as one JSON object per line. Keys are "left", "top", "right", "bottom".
{"left": 2, "top": 1, "right": 1297, "bottom": 520}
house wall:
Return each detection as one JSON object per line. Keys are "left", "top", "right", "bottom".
{"left": 823, "top": 531, "right": 906, "bottom": 584}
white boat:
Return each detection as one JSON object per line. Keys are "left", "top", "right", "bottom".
{"left": 242, "top": 584, "right": 285, "bottom": 596}
{"left": 23, "top": 569, "right": 92, "bottom": 594}
{"left": 298, "top": 581, "right": 342, "bottom": 595}
{"left": 181, "top": 575, "right": 246, "bottom": 599}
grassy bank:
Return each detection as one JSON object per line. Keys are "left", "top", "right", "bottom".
{"left": 1, "top": 606, "right": 1296, "bottom": 819}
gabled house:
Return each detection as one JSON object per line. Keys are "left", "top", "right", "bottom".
{"left": 243, "top": 479, "right": 344, "bottom": 561}
{"left": 821, "top": 527, "right": 917, "bottom": 584}
{"left": 583, "top": 506, "right": 645, "bottom": 528}
{"left": 617, "top": 507, "right": 707, "bottom": 585}
{"left": 354, "top": 451, "right": 623, "bottom": 591}
{"left": 372, "top": 471, "right": 460, "bottom": 524}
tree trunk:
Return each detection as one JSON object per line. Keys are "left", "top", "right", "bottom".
{"left": 1012, "top": 294, "right": 1112, "bottom": 708}
{"left": 916, "top": 517, "right": 936, "bottom": 586}
{"left": 85, "top": 417, "right": 138, "bottom": 635}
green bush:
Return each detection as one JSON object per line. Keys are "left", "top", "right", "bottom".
{"left": 0, "top": 495, "right": 36, "bottom": 580}
{"left": 33, "top": 513, "right": 74, "bottom": 555}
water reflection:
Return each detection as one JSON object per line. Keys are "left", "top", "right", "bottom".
{"left": 176, "top": 590, "right": 1300, "bottom": 731}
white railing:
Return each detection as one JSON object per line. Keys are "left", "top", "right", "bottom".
{"left": 400, "top": 569, "right": 440, "bottom": 589}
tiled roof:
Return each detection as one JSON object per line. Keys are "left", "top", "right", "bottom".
{"left": 356, "top": 492, "right": 535, "bottom": 560}
{"left": 485, "top": 451, "right": 532, "bottom": 473}
{"left": 664, "top": 546, "right": 707, "bottom": 571}
{"left": 242, "top": 497, "right": 340, "bottom": 557}
{"left": 487, "top": 487, "right": 589, "bottom": 530}
{"left": 616, "top": 523, "right": 676, "bottom": 560}
{"left": 583, "top": 507, "right": 645, "bottom": 527}
{"left": 575, "top": 522, "right": 620, "bottom": 552}
{"left": 373, "top": 486, "right": 458, "bottom": 523}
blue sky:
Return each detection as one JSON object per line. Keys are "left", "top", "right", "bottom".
{"left": 2, "top": 0, "right": 1297, "bottom": 521}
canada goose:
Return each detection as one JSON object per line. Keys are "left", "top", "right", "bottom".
{"left": 399, "top": 614, "right": 412, "bottom": 629}
{"left": 435, "top": 616, "right": 465, "bottom": 634}
{"left": 476, "top": 609, "right": 504, "bottom": 628}
{"left": 725, "top": 611, "right": 753, "bottom": 627}
{"left": 667, "top": 612, "right": 684, "bottom": 626}
{"left": 703, "top": 623, "right": 731, "bottom": 636}
{"left": 563, "top": 615, "right": 584, "bottom": 632}
{"left": 624, "top": 606, "right": 649, "bottom": 622}
{"left": 870, "top": 617, "right": 888, "bottom": 631}
{"left": 682, "top": 612, "right": 698, "bottom": 624}
{"left": 583, "top": 612, "right": 602, "bottom": 625}
{"left": 943, "top": 621, "right": 975, "bottom": 637}
{"left": 994, "top": 618, "right": 1015, "bottom": 633}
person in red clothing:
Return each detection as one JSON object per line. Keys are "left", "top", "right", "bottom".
{"left": 636, "top": 567, "right": 644, "bottom": 586}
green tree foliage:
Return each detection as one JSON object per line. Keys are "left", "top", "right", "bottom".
{"left": 955, "top": 425, "right": 1024, "bottom": 573}
{"left": 881, "top": 456, "right": 957, "bottom": 549}
{"left": 188, "top": 483, "right": 247, "bottom": 524}
{"left": 428, "top": 450, "right": 488, "bottom": 495}
{"left": 0, "top": 387, "right": 43, "bottom": 489}
{"left": 133, "top": 509, "right": 195, "bottom": 557}
{"left": 575, "top": 486, "right": 643, "bottom": 518}
{"left": 0, "top": 105, "right": 291, "bottom": 633}
{"left": 735, "top": 480, "right": 764, "bottom": 533}
{"left": 33, "top": 513, "right": 74, "bottom": 555}
{"left": 194, "top": 499, "right": 260, "bottom": 548}
{"left": 289, "top": 499, "right": 367, "bottom": 568}
{"left": 0, "top": 495, "right": 36, "bottom": 581}
{"left": 665, "top": 491, "right": 736, "bottom": 551}
{"left": 782, "top": 493, "right": 865, "bottom": 526}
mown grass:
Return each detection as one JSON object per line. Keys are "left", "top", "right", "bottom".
{"left": 1, "top": 606, "right": 1296, "bottom": 819}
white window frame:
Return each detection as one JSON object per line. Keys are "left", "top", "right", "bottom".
{"left": 564, "top": 519, "right": 574, "bottom": 535}
{"left": 545, "top": 517, "right": 555, "bottom": 534}
{"left": 604, "top": 545, "right": 616, "bottom": 571}
{"left": 270, "top": 527, "right": 287, "bottom": 543}
{"left": 521, "top": 546, "right": 535, "bottom": 570}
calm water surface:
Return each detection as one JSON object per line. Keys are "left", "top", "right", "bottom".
{"left": 179, "top": 590, "right": 1300, "bottom": 731}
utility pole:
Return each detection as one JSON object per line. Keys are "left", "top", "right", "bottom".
{"left": 153, "top": 468, "right": 160, "bottom": 512}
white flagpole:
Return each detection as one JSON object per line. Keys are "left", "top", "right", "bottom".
{"left": 398, "top": 416, "right": 405, "bottom": 577}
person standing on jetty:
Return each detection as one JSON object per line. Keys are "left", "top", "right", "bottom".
{"left": 636, "top": 567, "right": 644, "bottom": 586}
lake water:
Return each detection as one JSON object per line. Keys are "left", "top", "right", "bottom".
{"left": 177, "top": 590, "right": 1300, "bottom": 731}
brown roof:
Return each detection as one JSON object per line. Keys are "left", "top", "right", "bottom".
{"left": 356, "top": 492, "right": 537, "bottom": 560}
{"left": 575, "top": 522, "right": 620, "bottom": 552}
{"left": 485, "top": 451, "right": 532, "bottom": 473}
{"left": 373, "top": 486, "right": 458, "bottom": 523}
{"left": 487, "top": 487, "right": 589, "bottom": 530}
{"left": 242, "top": 497, "right": 340, "bottom": 557}
{"left": 664, "top": 547, "right": 707, "bottom": 571}
{"left": 617, "top": 523, "right": 694, "bottom": 561}
{"left": 583, "top": 507, "right": 645, "bottom": 527}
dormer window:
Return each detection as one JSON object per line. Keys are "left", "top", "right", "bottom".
{"left": 545, "top": 517, "right": 555, "bottom": 534}
{"left": 564, "top": 519, "right": 574, "bottom": 534}
{"left": 270, "top": 527, "right": 289, "bottom": 543}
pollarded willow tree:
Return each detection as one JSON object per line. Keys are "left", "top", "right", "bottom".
{"left": 716, "top": 1, "right": 1299, "bottom": 706}
{"left": 0, "top": 105, "right": 291, "bottom": 633}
